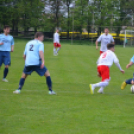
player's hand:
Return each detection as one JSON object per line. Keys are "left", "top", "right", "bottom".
{"left": 131, "top": 80, "right": 134, "bottom": 84}
{"left": 121, "top": 70, "right": 125, "bottom": 74}
{"left": 11, "top": 49, "right": 14, "bottom": 52}
{"left": 96, "top": 46, "right": 98, "bottom": 50}
{"left": 97, "top": 72, "right": 101, "bottom": 77}
{"left": 40, "top": 62, "right": 44, "bottom": 69}
{"left": 0, "top": 42, "right": 4, "bottom": 45}
{"left": 126, "top": 64, "right": 129, "bottom": 69}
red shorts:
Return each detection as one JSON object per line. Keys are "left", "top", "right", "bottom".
{"left": 100, "top": 51, "right": 104, "bottom": 55}
{"left": 97, "top": 65, "right": 110, "bottom": 81}
{"left": 54, "top": 43, "right": 61, "bottom": 48}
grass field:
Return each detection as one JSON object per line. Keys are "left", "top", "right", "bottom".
{"left": 1, "top": 39, "right": 134, "bottom": 134}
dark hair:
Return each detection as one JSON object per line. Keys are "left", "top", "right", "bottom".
{"left": 104, "top": 27, "right": 109, "bottom": 30}
{"left": 107, "top": 43, "right": 115, "bottom": 49}
{"left": 4, "top": 25, "right": 10, "bottom": 29}
{"left": 34, "top": 32, "right": 44, "bottom": 38}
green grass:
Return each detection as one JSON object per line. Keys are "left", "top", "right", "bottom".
{"left": 1, "top": 39, "right": 134, "bottom": 134}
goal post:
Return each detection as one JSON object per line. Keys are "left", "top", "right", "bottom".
{"left": 124, "top": 30, "right": 134, "bottom": 47}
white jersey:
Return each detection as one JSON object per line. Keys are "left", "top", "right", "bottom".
{"left": 53, "top": 32, "right": 60, "bottom": 43}
{"left": 97, "top": 34, "right": 114, "bottom": 52}
{"left": 97, "top": 50, "right": 119, "bottom": 67}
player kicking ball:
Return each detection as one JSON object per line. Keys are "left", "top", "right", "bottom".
{"left": 121, "top": 56, "right": 134, "bottom": 89}
{"left": 90, "top": 43, "right": 124, "bottom": 94}
{"left": 53, "top": 29, "right": 61, "bottom": 56}
{"left": 0, "top": 25, "right": 14, "bottom": 82}
{"left": 13, "top": 32, "right": 56, "bottom": 95}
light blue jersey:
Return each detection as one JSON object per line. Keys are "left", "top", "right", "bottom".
{"left": 131, "top": 55, "right": 134, "bottom": 63}
{"left": 24, "top": 39, "right": 44, "bottom": 66}
{"left": 0, "top": 34, "right": 14, "bottom": 51}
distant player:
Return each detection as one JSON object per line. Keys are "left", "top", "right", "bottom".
{"left": 53, "top": 29, "right": 61, "bottom": 56}
{"left": 13, "top": 32, "right": 56, "bottom": 95}
{"left": 90, "top": 43, "right": 124, "bottom": 94}
{"left": 0, "top": 25, "right": 14, "bottom": 82}
{"left": 96, "top": 28, "right": 114, "bottom": 55}
{"left": 121, "top": 56, "right": 134, "bottom": 89}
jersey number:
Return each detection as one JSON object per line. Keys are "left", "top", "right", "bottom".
{"left": 29, "top": 45, "right": 34, "bottom": 51}
{"left": 102, "top": 52, "right": 107, "bottom": 58}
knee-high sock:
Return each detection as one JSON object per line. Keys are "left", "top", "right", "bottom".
{"left": 57, "top": 47, "right": 61, "bottom": 52}
{"left": 3, "top": 68, "right": 8, "bottom": 78}
{"left": 126, "top": 78, "right": 133, "bottom": 84}
{"left": 46, "top": 76, "right": 52, "bottom": 91}
{"left": 18, "top": 78, "right": 25, "bottom": 90}
{"left": 53, "top": 48, "right": 57, "bottom": 54}
{"left": 94, "top": 81, "right": 109, "bottom": 88}
{"left": 98, "top": 87, "right": 104, "bottom": 92}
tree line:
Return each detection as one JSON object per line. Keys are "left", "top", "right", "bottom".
{"left": 0, "top": 0, "right": 134, "bottom": 37}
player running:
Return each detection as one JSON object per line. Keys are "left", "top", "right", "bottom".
{"left": 13, "top": 32, "right": 56, "bottom": 95}
{"left": 90, "top": 43, "right": 124, "bottom": 94}
{"left": 0, "top": 25, "right": 14, "bottom": 82}
{"left": 53, "top": 29, "right": 61, "bottom": 56}
{"left": 96, "top": 28, "right": 115, "bottom": 55}
{"left": 121, "top": 56, "right": 134, "bottom": 89}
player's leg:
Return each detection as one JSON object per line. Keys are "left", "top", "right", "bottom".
{"left": 36, "top": 65, "right": 56, "bottom": 95}
{"left": 2, "top": 52, "right": 10, "bottom": 82}
{"left": 56, "top": 43, "right": 61, "bottom": 53}
{"left": 13, "top": 66, "right": 33, "bottom": 94}
{"left": 121, "top": 78, "right": 133, "bottom": 90}
{"left": 53, "top": 43, "right": 58, "bottom": 56}
{"left": 13, "top": 73, "right": 28, "bottom": 94}
{"left": 90, "top": 66, "right": 110, "bottom": 94}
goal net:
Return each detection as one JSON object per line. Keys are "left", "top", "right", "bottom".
{"left": 124, "top": 30, "right": 134, "bottom": 47}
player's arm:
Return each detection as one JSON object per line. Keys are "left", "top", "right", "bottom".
{"left": 96, "top": 35, "right": 101, "bottom": 50}
{"left": 111, "top": 36, "right": 115, "bottom": 44}
{"left": 11, "top": 38, "right": 14, "bottom": 52}
{"left": 39, "top": 43, "right": 45, "bottom": 69}
{"left": 114, "top": 54, "right": 124, "bottom": 73}
{"left": 126, "top": 62, "right": 134, "bottom": 69}
{"left": 23, "top": 55, "right": 26, "bottom": 60}
{"left": 95, "top": 40, "right": 99, "bottom": 50}
{"left": 126, "top": 56, "right": 134, "bottom": 69}
{"left": 39, "top": 51, "right": 45, "bottom": 69}
{"left": 11, "top": 45, "right": 14, "bottom": 52}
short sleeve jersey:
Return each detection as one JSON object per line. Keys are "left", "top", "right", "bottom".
{"left": 97, "top": 50, "right": 119, "bottom": 67}
{"left": 53, "top": 32, "right": 60, "bottom": 43}
{"left": 24, "top": 39, "right": 44, "bottom": 66}
{"left": 0, "top": 34, "right": 14, "bottom": 51}
{"left": 97, "top": 34, "right": 114, "bottom": 52}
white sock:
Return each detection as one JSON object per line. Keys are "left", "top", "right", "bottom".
{"left": 98, "top": 87, "right": 104, "bottom": 92}
{"left": 94, "top": 81, "right": 109, "bottom": 88}
{"left": 57, "top": 47, "right": 61, "bottom": 53}
{"left": 53, "top": 48, "right": 57, "bottom": 54}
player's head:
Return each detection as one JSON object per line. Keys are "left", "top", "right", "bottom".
{"left": 35, "top": 32, "right": 44, "bottom": 41}
{"left": 4, "top": 25, "right": 10, "bottom": 35}
{"left": 107, "top": 43, "right": 115, "bottom": 52}
{"left": 104, "top": 28, "right": 109, "bottom": 35}
{"left": 56, "top": 29, "right": 59, "bottom": 33}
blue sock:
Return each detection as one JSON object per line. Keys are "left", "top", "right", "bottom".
{"left": 46, "top": 76, "right": 52, "bottom": 91}
{"left": 126, "top": 78, "right": 133, "bottom": 84}
{"left": 3, "top": 68, "right": 8, "bottom": 78}
{"left": 18, "top": 78, "right": 25, "bottom": 90}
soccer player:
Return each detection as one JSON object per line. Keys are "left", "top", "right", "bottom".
{"left": 96, "top": 28, "right": 115, "bottom": 55}
{"left": 90, "top": 43, "right": 124, "bottom": 94}
{"left": 53, "top": 29, "right": 61, "bottom": 56}
{"left": 0, "top": 25, "right": 14, "bottom": 82}
{"left": 13, "top": 32, "right": 56, "bottom": 95}
{"left": 121, "top": 56, "right": 134, "bottom": 89}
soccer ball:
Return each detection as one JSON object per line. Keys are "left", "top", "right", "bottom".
{"left": 130, "top": 85, "right": 134, "bottom": 93}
